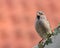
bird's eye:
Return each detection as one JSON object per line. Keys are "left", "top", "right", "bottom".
{"left": 39, "top": 12, "right": 43, "bottom": 15}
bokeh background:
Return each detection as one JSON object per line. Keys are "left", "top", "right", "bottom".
{"left": 0, "top": 0, "right": 60, "bottom": 48}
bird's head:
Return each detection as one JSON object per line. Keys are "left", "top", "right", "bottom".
{"left": 36, "top": 11, "right": 46, "bottom": 20}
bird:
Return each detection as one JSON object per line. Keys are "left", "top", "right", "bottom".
{"left": 35, "top": 11, "right": 52, "bottom": 41}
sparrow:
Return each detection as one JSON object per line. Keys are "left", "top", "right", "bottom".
{"left": 35, "top": 11, "right": 52, "bottom": 40}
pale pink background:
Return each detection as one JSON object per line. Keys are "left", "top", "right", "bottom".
{"left": 0, "top": 0, "right": 60, "bottom": 48}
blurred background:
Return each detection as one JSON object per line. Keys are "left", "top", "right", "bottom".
{"left": 0, "top": 0, "right": 60, "bottom": 48}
